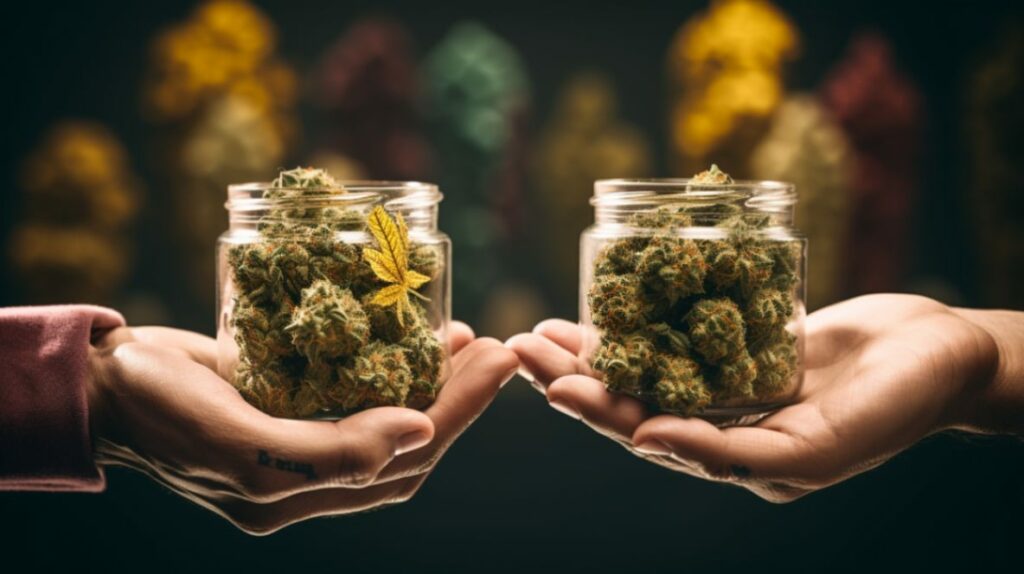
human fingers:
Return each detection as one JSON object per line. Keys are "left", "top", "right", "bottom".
{"left": 373, "top": 338, "right": 518, "bottom": 481}
{"left": 218, "top": 474, "right": 430, "bottom": 535}
{"left": 449, "top": 321, "right": 474, "bottom": 355}
{"left": 631, "top": 413, "right": 827, "bottom": 501}
{"left": 103, "top": 343, "right": 434, "bottom": 502}
{"left": 545, "top": 374, "right": 650, "bottom": 443}
{"left": 505, "top": 332, "right": 581, "bottom": 389}
{"left": 532, "top": 319, "right": 582, "bottom": 355}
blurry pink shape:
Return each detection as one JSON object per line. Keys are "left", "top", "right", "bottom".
{"left": 315, "top": 18, "right": 430, "bottom": 179}
{"left": 822, "top": 33, "right": 923, "bottom": 295}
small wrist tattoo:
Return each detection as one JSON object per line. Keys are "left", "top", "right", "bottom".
{"left": 257, "top": 449, "right": 317, "bottom": 481}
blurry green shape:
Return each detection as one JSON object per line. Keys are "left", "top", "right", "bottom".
{"left": 425, "top": 22, "right": 529, "bottom": 157}
{"left": 424, "top": 21, "right": 531, "bottom": 324}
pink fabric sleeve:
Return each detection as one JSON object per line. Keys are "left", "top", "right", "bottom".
{"left": 0, "top": 305, "right": 125, "bottom": 492}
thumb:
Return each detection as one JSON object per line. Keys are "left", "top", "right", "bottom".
{"left": 320, "top": 407, "right": 435, "bottom": 486}
{"left": 632, "top": 415, "right": 811, "bottom": 483}
{"left": 335, "top": 406, "right": 436, "bottom": 458}
{"left": 252, "top": 407, "right": 435, "bottom": 496}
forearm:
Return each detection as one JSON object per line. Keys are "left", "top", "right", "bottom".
{"left": 954, "top": 308, "right": 1024, "bottom": 435}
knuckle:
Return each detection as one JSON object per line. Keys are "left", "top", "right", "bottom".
{"left": 390, "top": 482, "right": 421, "bottom": 505}
{"left": 755, "top": 481, "right": 810, "bottom": 504}
{"left": 236, "top": 474, "right": 276, "bottom": 501}
{"left": 332, "top": 448, "right": 383, "bottom": 487}
{"left": 234, "top": 517, "right": 281, "bottom": 536}
{"left": 412, "top": 449, "right": 444, "bottom": 474}
{"left": 222, "top": 505, "right": 281, "bottom": 536}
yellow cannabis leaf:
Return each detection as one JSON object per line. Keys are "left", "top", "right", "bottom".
{"left": 363, "top": 206, "right": 430, "bottom": 325}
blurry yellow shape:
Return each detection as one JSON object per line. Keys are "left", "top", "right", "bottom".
{"left": 533, "top": 71, "right": 652, "bottom": 305}
{"left": 667, "top": 0, "right": 799, "bottom": 175}
{"left": 144, "top": 0, "right": 290, "bottom": 123}
{"left": 143, "top": 1, "right": 297, "bottom": 303}
{"left": 12, "top": 121, "right": 141, "bottom": 304}
{"left": 176, "top": 94, "right": 289, "bottom": 297}
{"left": 10, "top": 225, "right": 129, "bottom": 304}
{"left": 19, "top": 121, "right": 140, "bottom": 231}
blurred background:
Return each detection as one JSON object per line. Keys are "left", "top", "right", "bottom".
{"left": 1, "top": 0, "right": 1022, "bottom": 571}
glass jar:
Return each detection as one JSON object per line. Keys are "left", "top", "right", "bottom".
{"left": 217, "top": 180, "right": 451, "bottom": 419}
{"left": 579, "top": 178, "right": 806, "bottom": 426}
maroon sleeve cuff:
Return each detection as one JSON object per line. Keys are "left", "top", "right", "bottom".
{"left": 0, "top": 305, "right": 125, "bottom": 492}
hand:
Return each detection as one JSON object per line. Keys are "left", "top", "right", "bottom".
{"left": 88, "top": 322, "right": 518, "bottom": 534}
{"left": 508, "top": 294, "right": 1003, "bottom": 502}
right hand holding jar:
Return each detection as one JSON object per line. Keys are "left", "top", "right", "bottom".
{"left": 580, "top": 165, "right": 806, "bottom": 426}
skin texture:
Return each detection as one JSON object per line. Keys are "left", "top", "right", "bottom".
{"left": 87, "top": 321, "right": 518, "bottom": 534}
{"left": 508, "top": 294, "right": 1021, "bottom": 503}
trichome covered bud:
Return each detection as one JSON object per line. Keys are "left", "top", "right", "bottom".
{"left": 226, "top": 167, "right": 447, "bottom": 418}
{"left": 588, "top": 273, "right": 649, "bottom": 331}
{"left": 287, "top": 280, "right": 370, "bottom": 361}
{"left": 346, "top": 341, "right": 414, "bottom": 409}
{"left": 752, "top": 334, "right": 798, "bottom": 398}
{"left": 586, "top": 164, "right": 801, "bottom": 418}
{"left": 592, "top": 333, "right": 656, "bottom": 396}
{"left": 636, "top": 236, "right": 707, "bottom": 302}
{"left": 744, "top": 288, "right": 794, "bottom": 347}
{"left": 653, "top": 352, "right": 711, "bottom": 415}
{"left": 687, "top": 297, "right": 747, "bottom": 365}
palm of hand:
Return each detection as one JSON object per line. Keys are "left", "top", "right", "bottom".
{"left": 509, "top": 294, "right": 997, "bottom": 501}
{"left": 90, "top": 323, "right": 517, "bottom": 533}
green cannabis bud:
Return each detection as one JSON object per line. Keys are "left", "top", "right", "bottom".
{"left": 588, "top": 273, "right": 650, "bottom": 331}
{"left": 287, "top": 280, "right": 371, "bottom": 362}
{"left": 653, "top": 352, "right": 711, "bottom": 415}
{"left": 636, "top": 237, "right": 707, "bottom": 303}
{"left": 687, "top": 298, "right": 748, "bottom": 364}
{"left": 592, "top": 333, "right": 656, "bottom": 396}
{"left": 588, "top": 165, "right": 801, "bottom": 417}
{"left": 227, "top": 167, "right": 446, "bottom": 418}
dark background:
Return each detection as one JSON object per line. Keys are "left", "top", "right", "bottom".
{"left": 1, "top": 1, "right": 1023, "bottom": 571}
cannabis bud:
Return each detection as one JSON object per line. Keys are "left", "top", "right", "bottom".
{"left": 587, "top": 165, "right": 801, "bottom": 417}
{"left": 226, "top": 167, "right": 446, "bottom": 418}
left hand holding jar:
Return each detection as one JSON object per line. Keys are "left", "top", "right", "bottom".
{"left": 89, "top": 321, "right": 517, "bottom": 534}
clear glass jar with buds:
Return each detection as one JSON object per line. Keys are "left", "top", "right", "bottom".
{"left": 579, "top": 166, "right": 806, "bottom": 426}
{"left": 217, "top": 168, "right": 450, "bottom": 419}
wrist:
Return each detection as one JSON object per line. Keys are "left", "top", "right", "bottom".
{"left": 86, "top": 335, "right": 117, "bottom": 445}
{"left": 951, "top": 308, "right": 1024, "bottom": 435}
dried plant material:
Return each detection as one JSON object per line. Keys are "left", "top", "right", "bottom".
{"left": 586, "top": 166, "right": 801, "bottom": 417}
{"left": 364, "top": 206, "right": 431, "bottom": 326}
{"left": 226, "top": 168, "right": 446, "bottom": 418}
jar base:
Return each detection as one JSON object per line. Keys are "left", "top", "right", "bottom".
{"left": 697, "top": 403, "right": 787, "bottom": 427}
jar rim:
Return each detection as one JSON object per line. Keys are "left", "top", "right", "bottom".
{"left": 592, "top": 178, "right": 795, "bottom": 210}
{"left": 225, "top": 180, "right": 442, "bottom": 212}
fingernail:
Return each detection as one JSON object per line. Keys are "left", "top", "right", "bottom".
{"left": 517, "top": 366, "right": 535, "bottom": 383}
{"left": 548, "top": 399, "right": 581, "bottom": 420}
{"left": 530, "top": 379, "right": 546, "bottom": 393}
{"left": 395, "top": 431, "right": 432, "bottom": 456}
{"left": 634, "top": 440, "right": 673, "bottom": 456}
{"left": 499, "top": 368, "right": 519, "bottom": 388}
